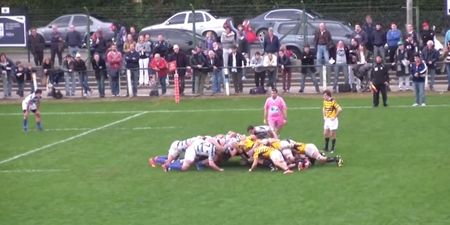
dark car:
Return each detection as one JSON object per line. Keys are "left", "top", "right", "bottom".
{"left": 248, "top": 8, "right": 323, "bottom": 41}
{"left": 139, "top": 28, "right": 206, "bottom": 55}
{"left": 274, "top": 19, "right": 354, "bottom": 57}
{"left": 36, "top": 14, "right": 116, "bottom": 45}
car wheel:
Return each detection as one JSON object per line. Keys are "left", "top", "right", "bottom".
{"left": 257, "top": 28, "right": 267, "bottom": 43}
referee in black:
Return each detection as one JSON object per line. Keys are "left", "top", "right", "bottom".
{"left": 371, "top": 55, "right": 390, "bottom": 107}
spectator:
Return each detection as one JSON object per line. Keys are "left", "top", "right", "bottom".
{"left": 354, "top": 44, "right": 372, "bottom": 91}
{"left": 421, "top": 40, "right": 439, "bottom": 91}
{"left": 353, "top": 24, "right": 368, "bottom": 47}
{"left": 444, "top": 42, "right": 450, "bottom": 91}
{"left": 106, "top": 44, "right": 122, "bottom": 97}
{"left": 372, "top": 23, "right": 387, "bottom": 60}
{"left": 14, "top": 62, "right": 26, "bottom": 98}
{"left": 91, "top": 30, "right": 108, "bottom": 58}
{"left": 129, "top": 26, "right": 139, "bottom": 42}
{"left": 153, "top": 34, "right": 171, "bottom": 59}
{"left": 124, "top": 43, "right": 140, "bottom": 97}
{"left": 123, "top": 34, "right": 136, "bottom": 54}
{"left": 136, "top": 34, "right": 152, "bottom": 86}
{"left": 420, "top": 21, "right": 435, "bottom": 49}
{"left": 116, "top": 26, "right": 127, "bottom": 54}
{"left": 393, "top": 42, "right": 411, "bottom": 91}
{"left": 41, "top": 57, "right": 52, "bottom": 91}
{"left": 410, "top": 54, "right": 427, "bottom": 106}
{"left": 190, "top": 46, "right": 208, "bottom": 95}
{"left": 362, "top": 15, "right": 375, "bottom": 52}
{"left": 73, "top": 53, "right": 91, "bottom": 97}
{"left": 348, "top": 38, "right": 359, "bottom": 89}
{"left": 0, "top": 53, "right": 15, "bottom": 98}
{"left": 314, "top": 22, "right": 333, "bottom": 74}
{"left": 62, "top": 54, "right": 76, "bottom": 96}
{"left": 331, "top": 40, "right": 350, "bottom": 92}
{"left": 50, "top": 25, "right": 64, "bottom": 66}
{"left": 404, "top": 24, "right": 419, "bottom": 45}
{"left": 27, "top": 27, "right": 45, "bottom": 66}
{"left": 386, "top": 23, "right": 402, "bottom": 64}
{"left": 207, "top": 50, "right": 223, "bottom": 94}
{"left": 263, "top": 52, "right": 277, "bottom": 90}
{"left": 65, "top": 25, "right": 82, "bottom": 57}
{"left": 92, "top": 52, "right": 107, "bottom": 98}
{"left": 205, "top": 31, "right": 215, "bottom": 51}
{"left": 263, "top": 27, "right": 280, "bottom": 54}
{"left": 221, "top": 26, "right": 236, "bottom": 74}
{"left": 370, "top": 55, "right": 389, "bottom": 107}
{"left": 278, "top": 50, "right": 291, "bottom": 93}
{"left": 237, "top": 28, "right": 250, "bottom": 57}
{"left": 250, "top": 51, "right": 265, "bottom": 89}
{"left": 228, "top": 45, "right": 246, "bottom": 94}
{"left": 299, "top": 45, "right": 320, "bottom": 93}
{"left": 150, "top": 53, "right": 169, "bottom": 95}
{"left": 168, "top": 44, "right": 189, "bottom": 96}
{"left": 445, "top": 28, "right": 450, "bottom": 47}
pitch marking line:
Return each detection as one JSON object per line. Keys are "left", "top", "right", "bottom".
{"left": 0, "top": 169, "right": 68, "bottom": 173}
{"left": 0, "top": 112, "right": 148, "bottom": 165}
{"left": 44, "top": 126, "right": 177, "bottom": 131}
{"left": 0, "top": 104, "right": 449, "bottom": 116}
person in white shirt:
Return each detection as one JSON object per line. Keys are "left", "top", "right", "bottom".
{"left": 263, "top": 52, "right": 278, "bottom": 89}
{"left": 22, "top": 89, "right": 43, "bottom": 132}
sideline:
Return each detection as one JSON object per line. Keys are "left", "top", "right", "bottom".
{"left": 0, "top": 112, "right": 148, "bottom": 165}
{"left": 1, "top": 104, "right": 450, "bottom": 116}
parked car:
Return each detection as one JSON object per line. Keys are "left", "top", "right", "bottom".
{"left": 273, "top": 19, "right": 354, "bottom": 57}
{"left": 141, "top": 10, "right": 232, "bottom": 40}
{"left": 248, "top": 8, "right": 324, "bottom": 41}
{"left": 139, "top": 28, "right": 206, "bottom": 55}
{"left": 36, "top": 14, "right": 116, "bottom": 45}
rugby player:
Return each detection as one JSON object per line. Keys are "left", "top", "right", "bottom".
{"left": 263, "top": 88, "right": 287, "bottom": 135}
{"left": 248, "top": 143, "right": 293, "bottom": 174}
{"left": 292, "top": 141, "right": 343, "bottom": 169}
{"left": 322, "top": 89, "right": 342, "bottom": 153}
{"left": 247, "top": 125, "right": 277, "bottom": 139}
{"left": 22, "top": 89, "right": 43, "bottom": 132}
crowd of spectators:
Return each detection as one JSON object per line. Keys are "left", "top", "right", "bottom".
{"left": 1, "top": 15, "right": 450, "bottom": 100}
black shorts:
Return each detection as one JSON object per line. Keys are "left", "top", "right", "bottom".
{"left": 23, "top": 109, "right": 37, "bottom": 113}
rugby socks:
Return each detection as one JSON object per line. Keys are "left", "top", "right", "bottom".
{"left": 36, "top": 122, "right": 43, "bottom": 131}
{"left": 331, "top": 139, "right": 336, "bottom": 151}
{"left": 23, "top": 119, "right": 28, "bottom": 131}
{"left": 324, "top": 137, "right": 330, "bottom": 151}
{"left": 168, "top": 160, "right": 182, "bottom": 171}
{"left": 155, "top": 156, "right": 167, "bottom": 165}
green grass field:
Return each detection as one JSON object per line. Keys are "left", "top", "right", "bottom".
{"left": 1, "top": 94, "right": 450, "bottom": 225}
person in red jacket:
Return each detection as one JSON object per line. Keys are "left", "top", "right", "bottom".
{"left": 150, "top": 53, "right": 169, "bottom": 95}
{"left": 106, "top": 44, "right": 122, "bottom": 97}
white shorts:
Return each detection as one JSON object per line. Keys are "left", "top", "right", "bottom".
{"left": 184, "top": 145, "right": 196, "bottom": 162}
{"left": 270, "top": 150, "right": 284, "bottom": 163}
{"left": 281, "top": 149, "right": 294, "bottom": 161}
{"left": 305, "top": 144, "right": 321, "bottom": 160}
{"left": 324, "top": 118, "right": 339, "bottom": 130}
{"left": 168, "top": 141, "right": 181, "bottom": 158}
{"left": 22, "top": 103, "right": 36, "bottom": 112}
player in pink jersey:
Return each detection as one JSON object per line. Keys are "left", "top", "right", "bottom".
{"left": 263, "top": 88, "right": 287, "bottom": 135}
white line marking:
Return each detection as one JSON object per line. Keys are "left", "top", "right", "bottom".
{"left": 0, "top": 104, "right": 449, "bottom": 116}
{"left": 0, "top": 112, "right": 148, "bottom": 165}
{"left": 0, "top": 169, "right": 68, "bottom": 173}
{"left": 44, "top": 126, "right": 177, "bottom": 131}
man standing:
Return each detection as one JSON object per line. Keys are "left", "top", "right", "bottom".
{"left": 353, "top": 24, "right": 368, "bottom": 48}
{"left": 372, "top": 23, "right": 387, "bottom": 60}
{"left": 28, "top": 27, "right": 45, "bottom": 66}
{"left": 263, "top": 27, "right": 280, "bottom": 54}
{"left": 314, "top": 23, "right": 332, "bottom": 75}
{"left": 410, "top": 54, "right": 428, "bottom": 106}
{"left": 73, "top": 53, "right": 91, "bottom": 97}
{"left": 169, "top": 44, "right": 189, "bottom": 96}
{"left": 106, "top": 44, "right": 122, "bottom": 97}
{"left": 150, "top": 53, "right": 169, "bottom": 95}
{"left": 264, "top": 88, "right": 287, "bottom": 135}
{"left": 370, "top": 56, "right": 389, "bottom": 107}
{"left": 386, "top": 23, "right": 402, "bottom": 64}
{"left": 421, "top": 40, "right": 439, "bottom": 91}
{"left": 299, "top": 45, "right": 320, "bottom": 93}
{"left": 362, "top": 15, "right": 375, "bottom": 52}
{"left": 65, "top": 25, "right": 82, "bottom": 57}
{"left": 50, "top": 25, "right": 64, "bottom": 66}
{"left": 92, "top": 52, "right": 107, "bottom": 98}
{"left": 228, "top": 45, "right": 246, "bottom": 94}
{"left": 0, "top": 53, "right": 15, "bottom": 98}
{"left": 190, "top": 46, "right": 208, "bottom": 95}
{"left": 207, "top": 50, "right": 223, "bottom": 94}
{"left": 420, "top": 21, "right": 435, "bottom": 49}
{"left": 153, "top": 34, "right": 171, "bottom": 59}
{"left": 22, "top": 89, "right": 43, "bottom": 132}
{"left": 124, "top": 43, "right": 140, "bottom": 97}
{"left": 323, "top": 89, "right": 342, "bottom": 153}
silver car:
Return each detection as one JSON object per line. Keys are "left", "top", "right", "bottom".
{"left": 274, "top": 19, "right": 354, "bottom": 57}
{"left": 36, "top": 14, "right": 115, "bottom": 45}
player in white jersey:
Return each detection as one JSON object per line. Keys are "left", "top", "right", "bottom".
{"left": 22, "top": 89, "right": 43, "bottom": 132}
{"left": 247, "top": 125, "right": 278, "bottom": 139}
{"left": 148, "top": 136, "right": 201, "bottom": 171}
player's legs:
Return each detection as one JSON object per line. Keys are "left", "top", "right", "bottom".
{"left": 281, "top": 149, "right": 295, "bottom": 164}
{"left": 270, "top": 151, "right": 293, "bottom": 174}
{"left": 22, "top": 110, "right": 29, "bottom": 132}
{"left": 162, "top": 141, "right": 181, "bottom": 171}
{"left": 35, "top": 110, "right": 42, "bottom": 131}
